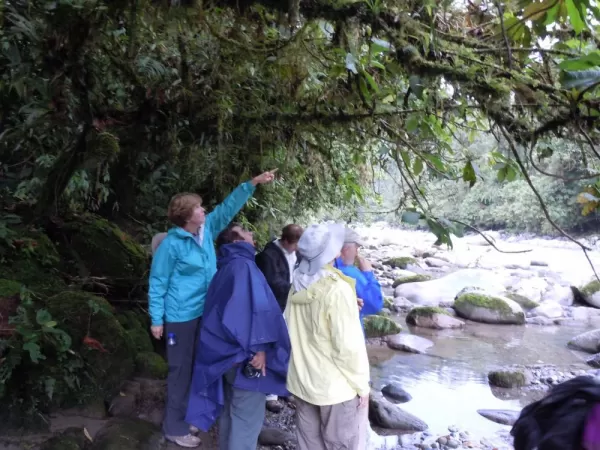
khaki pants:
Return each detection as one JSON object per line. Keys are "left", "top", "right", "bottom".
{"left": 295, "top": 396, "right": 361, "bottom": 450}
{"left": 357, "top": 399, "right": 369, "bottom": 449}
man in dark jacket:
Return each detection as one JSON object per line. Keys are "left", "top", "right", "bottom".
{"left": 185, "top": 223, "right": 290, "bottom": 450}
{"left": 255, "top": 224, "right": 304, "bottom": 312}
{"left": 255, "top": 224, "right": 302, "bottom": 413}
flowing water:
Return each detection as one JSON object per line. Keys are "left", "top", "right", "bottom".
{"left": 369, "top": 320, "right": 595, "bottom": 438}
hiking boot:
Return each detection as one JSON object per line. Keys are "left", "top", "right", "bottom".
{"left": 266, "top": 399, "right": 284, "bottom": 413}
{"left": 165, "top": 434, "right": 201, "bottom": 448}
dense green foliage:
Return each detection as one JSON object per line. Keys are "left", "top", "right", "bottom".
{"left": 2, "top": 0, "right": 600, "bottom": 426}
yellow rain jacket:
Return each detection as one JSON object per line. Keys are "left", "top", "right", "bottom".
{"left": 284, "top": 266, "right": 370, "bottom": 406}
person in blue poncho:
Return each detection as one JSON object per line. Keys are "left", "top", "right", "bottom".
{"left": 333, "top": 227, "right": 384, "bottom": 331}
{"left": 186, "top": 223, "right": 291, "bottom": 450}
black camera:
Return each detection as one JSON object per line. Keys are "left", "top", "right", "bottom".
{"left": 242, "top": 353, "right": 262, "bottom": 379}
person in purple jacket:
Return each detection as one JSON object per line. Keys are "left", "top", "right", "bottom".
{"left": 185, "top": 223, "right": 290, "bottom": 450}
{"left": 333, "top": 228, "right": 384, "bottom": 330}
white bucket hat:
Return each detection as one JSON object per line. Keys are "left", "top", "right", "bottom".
{"left": 296, "top": 223, "right": 346, "bottom": 276}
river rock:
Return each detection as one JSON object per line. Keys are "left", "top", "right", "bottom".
{"left": 381, "top": 382, "right": 412, "bottom": 403}
{"left": 454, "top": 292, "right": 525, "bottom": 325}
{"left": 90, "top": 418, "right": 164, "bottom": 450}
{"left": 394, "top": 269, "right": 507, "bottom": 307}
{"left": 477, "top": 409, "right": 520, "bottom": 426}
{"left": 406, "top": 306, "right": 465, "bottom": 329}
{"left": 568, "top": 329, "right": 600, "bottom": 353}
{"left": 488, "top": 369, "right": 530, "bottom": 388}
{"left": 530, "top": 302, "right": 563, "bottom": 319}
{"left": 586, "top": 353, "right": 600, "bottom": 368}
{"left": 424, "top": 257, "right": 449, "bottom": 268}
{"left": 387, "top": 333, "right": 434, "bottom": 354}
{"left": 575, "top": 280, "right": 600, "bottom": 308}
{"left": 363, "top": 316, "right": 402, "bottom": 338}
{"left": 392, "top": 274, "right": 432, "bottom": 288}
{"left": 258, "top": 427, "right": 296, "bottom": 446}
{"left": 392, "top": 297, "right": 414, "bottom": 312}
{"left": 368, "top": 395, "right": 427, "bottom": 431}
{"left": 526, "top": 316, "right": 555, "bottom": 326}
{"left": 543, "top": 285, "right": 574, "bottom": 306}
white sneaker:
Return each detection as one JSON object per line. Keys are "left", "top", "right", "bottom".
{"left": 189, "top": 425, "right": 199, "bottom": 434}
{"left": 165, "top": 434, "right": 201, "bottom": 448}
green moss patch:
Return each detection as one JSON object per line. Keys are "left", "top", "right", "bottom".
{"left": 46, "top": 291, "right": 135, "bottom": 401}
{"left": 488, "top": 370, "right": 527, "bottom": 388}
{"left": 383, "top": 257, "right": 417, "bottom": 270}
{"left": 384, "top": 297, "right": 394, "bottom": 309}
{"left": 135, "top": 352, "right": 168, "bottom": 379}
{"left": 363, "top": 315, "right": 402, "bottom": 338}
{"left": 455, "top": 293, "right": 513, "bottom": 314}
{"left": 581, "top": 280, "right": 600, "bottom": 298}
{"left": 392, "top": 274, "right": 431, "bottom": 288}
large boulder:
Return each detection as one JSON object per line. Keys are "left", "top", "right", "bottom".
{"left": 363, "top": 316, "right": 402, "bottom": 338}
{"left": 135, "top": 352, "right": 168, "bottom": 379}
{"left": 394, "top": 269, "right": 506, "bottom": 307}
{"left": 454, "top": 292, "right": 525, "bottom": 325}
{"left": 51, "top": 214, "right": 149, "bottom": 296}
{"left": 369, "top": 394, "right": 427, "bottom": 431}
{"left": 568, "top": 329, "right": 600, "bottom": 353}
{"left": 40, "top": 427, "right": 87, "bottom": 450}
{"left": 406, "top": 306, "right": 464, "bottom": 329}
{"left": 90, "top": 418, "right": 164, "bottom": 450}
{"left": 117, "top": 310, "right": 153, "bottom": 353}
{"left": 46, "top": 291, "right": 135, "bottom": 402}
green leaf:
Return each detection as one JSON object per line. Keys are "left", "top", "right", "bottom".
{"left": 413, "top": 158, "right": 424, "bottom": 176}
{"left": 558, "top": 52, "right": 600, "bottom": 71}
{"left": 423, "top": 154, "right": 446, "bottom": 172}
{"left": 358, "top": 77, "right": 372, "bottom": 103}
{"left": 462, "top": 160, "right": 477, "bottom": 187}
{"left": 561, "top": 69, "right": 600, "bottom": 90}
{"left": 565, "top": 0, "right": 585, "bottom": 33}
{"left": 362, "top": 71, "right": 379, "bottom": 93}
{"left": 497, "top": 166, "right": 507, "bottom": 182}
{"left": 36, "top": 309, "right": 52, "bottom": 326}
{"left": 23, "top": 342, "right": 44, "bottom": 363}
{"left": 400, "top": 150, "right": 411, "bottom": 167}
{"left": 401, "top": 211, "right": 421, "bottom": 224}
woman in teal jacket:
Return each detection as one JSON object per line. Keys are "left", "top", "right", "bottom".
{"left": 149, "top": 170, "right": 275, "bottom": 448}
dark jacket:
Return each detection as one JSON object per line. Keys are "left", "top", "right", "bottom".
{"left": 511, "top": 375, "right": 600, "bottom": 450}
{"left": 256, "top": 241, "right": 295, "bottom": 311}
{"left": 185, "top": 242, "right": 291, "bottom": 432}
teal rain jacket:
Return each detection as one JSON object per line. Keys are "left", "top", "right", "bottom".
{"left": 148, "top": 181, "right": 255, "bottom": 325}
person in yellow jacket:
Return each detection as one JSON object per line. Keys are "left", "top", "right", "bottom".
{"left": 284, "top": 223, "right": 370, "bottom": 450}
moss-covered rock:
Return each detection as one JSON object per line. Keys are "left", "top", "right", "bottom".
{"left": 90, "top": 418, "right": 164, "bottom": 450}
{"left": 575, "top": 280, "right": 600, "bottom": 309}
{"left": 383, "top": 257, "right": 417, "bottom": 270}
{"left": 504, "top": 292, "right": 539, "bottom": 310}
{"left": 135, "top": 352, "right": 168, "bottom": 379}
{"left": 406, "top": 306, "right": 464, "bottom": 329}
{"left": 0, "top": 229, "right": 66, "bottom": 296}
{"left": 488, "top": 369, "right": 528, "bottom": 388}
{"left": 46, "top": 291, "right": 135, "bottom": 401}
{"left": 363, "top": 315, "right": 402, "bottom": 338}
{"left": 392, "top": 274, "right": 431, "bottom": 288}
{"left": 454, "top": 292, "right": 525, "bottom": 325}
{"left": 53, "top": 214, "right": 149, "bottom": 296}
{"left": 118, "top": 310, "right": 153, "bottom": 353}
{"left": 40, "top": 428, "right": 86, "bottom": 450}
